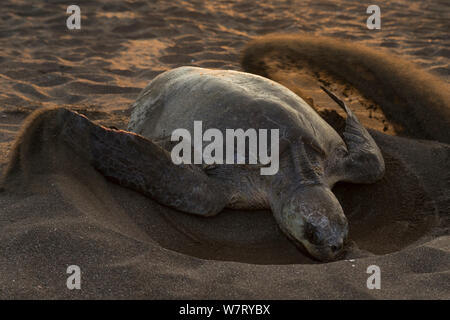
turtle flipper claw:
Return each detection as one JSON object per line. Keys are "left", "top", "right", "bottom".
{"left": 322, "top": 87, "right": 385, "bottom": 184}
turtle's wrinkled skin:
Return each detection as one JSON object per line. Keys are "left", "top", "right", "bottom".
{"left": 7, "top": 67, "right": 385, "bottom": 261}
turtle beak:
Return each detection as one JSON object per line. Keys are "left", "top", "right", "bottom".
{"left": 299, "top": 238, "right": 346, "bottom": 262}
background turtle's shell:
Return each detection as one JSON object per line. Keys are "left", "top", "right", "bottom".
{"left": 128, "top": 66, "right": 343, "bottom": 161}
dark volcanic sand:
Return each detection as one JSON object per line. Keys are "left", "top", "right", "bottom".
{"left": 0, "top": 0, "right": 449, "bottom": 299}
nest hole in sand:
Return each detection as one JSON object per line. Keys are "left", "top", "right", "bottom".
{"left": 148, "top": 153, "right": 436, "bottom": 265}
{"left": 142, "top": 112, "right": 437, "bottom": 265}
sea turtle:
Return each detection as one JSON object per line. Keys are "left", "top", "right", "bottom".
{"left": 10, "top": 66, "right": 385, "bottom": 261}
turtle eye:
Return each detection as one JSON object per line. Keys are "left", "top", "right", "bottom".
{"left": 304, "top": 223, "right": 320, "bottom": 245}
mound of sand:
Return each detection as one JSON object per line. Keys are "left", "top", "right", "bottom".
{"left": 0, "top": 0, "right": 449, "bottom": 299}
{"left": 241, "top": 34, "right": 450, "bottom": 143}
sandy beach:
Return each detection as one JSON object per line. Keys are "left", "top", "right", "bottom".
{"left": 0, "top": 0, "right": 449, "bottom": 299}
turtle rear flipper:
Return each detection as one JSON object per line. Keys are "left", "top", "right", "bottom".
{"left": 5, "top": 107, "right": 230, "bottom": 217}
{"left": 321, "top": 87, "right": 385, "bottom": 183}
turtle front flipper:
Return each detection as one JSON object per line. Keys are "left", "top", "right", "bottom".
{"left": 4, "top": 107, "right": 230, "bottom": 216}
{"left": 321, "top": 87, "right": 385, "bottom": 184}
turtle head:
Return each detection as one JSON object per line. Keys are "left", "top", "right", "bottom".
{"left": 274, "top": 184, "right": 348, "bottom": 262}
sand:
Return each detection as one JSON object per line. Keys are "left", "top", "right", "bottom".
{"left": 0, "top": 0, "right": 449, "bottom": 299}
